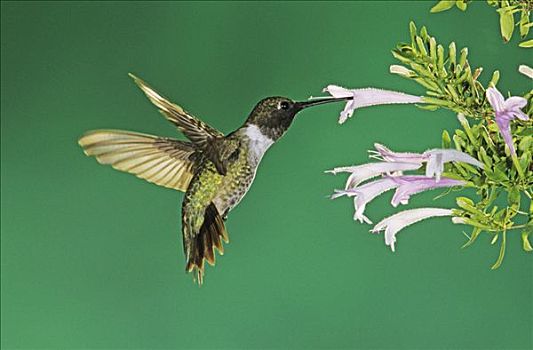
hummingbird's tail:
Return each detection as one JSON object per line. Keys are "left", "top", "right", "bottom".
{"left": 185, "top": 203, "right": 229, "bottom": 285}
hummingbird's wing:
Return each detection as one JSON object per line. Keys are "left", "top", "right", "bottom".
{"left": 203, "top": 137, "right": 241, "bottom": 176}
{"left": 79, "top": 130, "right": 198, "bottom": 192}
{"left": 183, "top": 202, "right": 229, "bottom": 285}
{"left": 129, "top": 74, "right": 223, "bottom": 149}
{"left": 129, "top": 74, "right": 241, "bottom": 176}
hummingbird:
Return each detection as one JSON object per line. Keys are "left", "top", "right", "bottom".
{"left": 79, "top": 74, "right": 351, "bottom": 284}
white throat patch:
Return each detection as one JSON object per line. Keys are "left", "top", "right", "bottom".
{"left": 244, "top": 124, "right": 274, "bottom": 164}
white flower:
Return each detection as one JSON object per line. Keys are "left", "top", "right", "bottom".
{"left": 326, "top": 161, "right": 422, "bottom": 189}
{"left": 372, "top": 143, "right": 483, "bottom": 181}
{"left": 371, "top": 208, "right": 453, "bottom": 252}
{"left": 332, "top": 178, "right": 399, "bottom": 224}
{"left": 323, "top": 85, "right": 423, "bottom": 124}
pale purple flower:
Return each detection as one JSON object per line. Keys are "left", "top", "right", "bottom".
{"left": 332, "top": 178, "right": 399, "bottom": 224}
{"left": 486, "top": 87, "right": 529, "bottom": 156}
{"left": 326, "top": 161, "right": 422, "bottom": 190}
{"left": 332, "top": 175, "right": 464, "bottom": 224}
{"left": 370, "top": 143, "right": 426, "bottom": 163}
{"left": 371, "top": 143, "right": 483, "bottom": 181}
{"left": 389, "top": 176, "right": 466, "bottom": 207}
{"left": 323, "top": 85, "right": 423, "bottom": 124}
{"left": 371, "top": 208, "right": 454, "bottom": 252}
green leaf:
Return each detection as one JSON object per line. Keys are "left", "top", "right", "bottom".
{"left": 416, "top": 104, "right": 440, "bottom": 111}
{"left": 391, "top": 50, "right": 412, "bottom": 64}
{"left": 456, "top": 197, "right": 485, "bottom": 216}
{"left": 449, "top": 42, "right": 457, "bottom": 66}
{"left": 478, "top": 146, "right": 493, "bottom": 168}
{"left": 409, "top": 21, "right": 417, "bottom": 46}
{"left": 522, "top": 230, "right": 533, "bottom": 252}
{"left": 518, "top": 135, "right": 532, "bottom": 152}
{"left": 459, "top": 47, "right": 468, "bottom": 67}
{"left": 498, "top": 6, "right": 515, "bottom": 42}
{"left": 458, "top": 217, "right": 493, "bottom": 230}
{"left": 519, "top": 39, "right": 533, "bottom": 48}
{"left": 519, "top": 151, "right": 531, "bottom": 173}
{"left": 462, "top": 227, "right": 482, "bottom": 248}
{"left": 429, "top": 37, "right": 437, "bottom": 64}
{"left": 455, "top": 0, "right": 467, "bottom": 11}
{"left": 430, "top": 0, "right": 456, "bottom": 13}
{"left": 489, "top": 70, "right": 500, "bottom": 87}
{"left": 420, "top": 26, "right": 429, "bottom": 42}
{"left": 437, "top": 44, "right": 446, "bottom": 76}
{"left": 519, "top": 7, "right": 530, "bottom": 38}
{"left": 507, "top": 187, "right": 520, "bottom": 211}
{"left": 415, "top": 78, "right": 440, "bottom": 91}
{"left": 491, "top": 231, "right": 506, "bottom": 269}
{"left": 422, "top": 96, "right": 454, "bottom": 107}
{"left": 442, "top": 130, "right": 451, "bottom": 148}
{"left": 416, "top": 36, "right": 428, "bottom": 56}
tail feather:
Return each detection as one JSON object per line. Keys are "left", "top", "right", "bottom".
{"left": 185, "top": 203, "right": 228, "bottom": 285}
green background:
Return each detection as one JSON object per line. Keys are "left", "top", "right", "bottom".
{"left": 1, "top": 1, "right": 531, "bottom": 349}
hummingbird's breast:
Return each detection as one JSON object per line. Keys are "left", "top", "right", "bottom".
{"left": 183, "top": 124, "right": 274, "bottom": 229}
{"left": 212, "top": 125, "right": 274, "bottom": 216}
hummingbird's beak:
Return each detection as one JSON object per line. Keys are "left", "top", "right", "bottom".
{"left": 294, "top": 96, "right": 353, "bottom": 111}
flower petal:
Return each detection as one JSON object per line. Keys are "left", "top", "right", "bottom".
{"left": 503, "top": 96, "right": 527, "bottom": 111}
{"left": 495, "top": 117, "right": 516, "bottom": 156}
{"left": 390, "top": 176, "right": 466, "bottom": 207}
{"left": 509, "top": 110, "right": 530, "bottom": 121}
{"left": 323, "top": 86, "right": 423, "bottom": 124}
{"left": 348, "top": 178, "right": 399, "bottom": 223}
{"left": 323, "top": 85, "right": 353, "bottom": 98}
{"left": 343, "top": 162, "right": 423, "bottom": 189}
{"left": 373, "top": 143, "right": 426, "bottom": 163}
{"left": 425, "top": 149, "right": 484, "bottom": 170}
{"left": 371, "top": 208, "right": 453, "bottom": 251}
{"left": 486, "top": 87, "right": 505, "bottom": 112}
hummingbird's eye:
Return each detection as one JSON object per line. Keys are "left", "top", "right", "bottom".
{"left": 279, "top": 101, "right": 290, "bottom": 110}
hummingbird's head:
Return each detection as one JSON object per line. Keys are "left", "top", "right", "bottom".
{"left": 245, "top": 96, "right": 352, "bottom": 141}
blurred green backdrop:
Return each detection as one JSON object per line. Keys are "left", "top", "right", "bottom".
{"left": 1, "top": 1, "right": 531, "bottom": 349}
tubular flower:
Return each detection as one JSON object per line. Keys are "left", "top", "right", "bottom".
{"left": 371, "top": 143, "right": 483, "bottom": 181}
{"left": 332, "top": 176, "right": 464, "bottom": 223}
{"left": 326, "top": 161, "right": 422, "bottom": 190}
{"left": 323, "top": 85, "right": 423, "bottom": 124}
{"left": 389, "top": 176, "right": 466, "bottom": 207}
{"left": 486, "top": 87, "right": 529, "bottom": 156}
{"left": 332, "top": 178, "right": 399, "bottom": 224}
{"left": 371, "top": 208, "right": 454, "bottom": 252}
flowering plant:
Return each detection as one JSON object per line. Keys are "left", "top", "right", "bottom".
{"left": 430, "top": 0, "right": 532, "bottom": 47}
{"left": 325, "top": 22, "right": 532, "bottom": 269}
